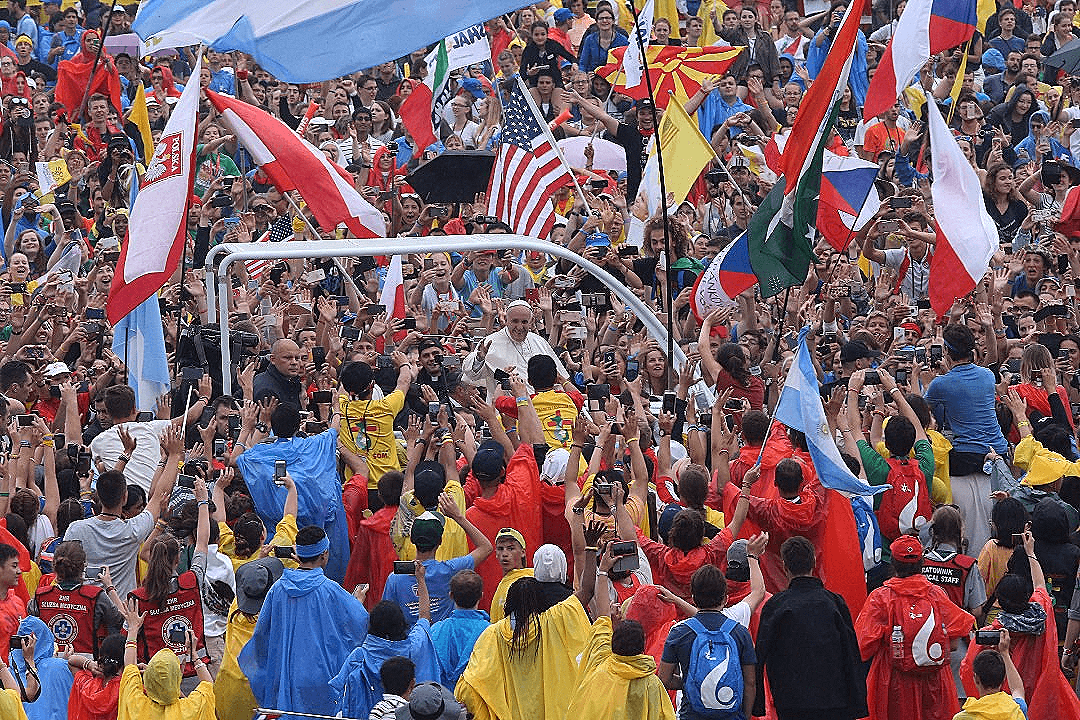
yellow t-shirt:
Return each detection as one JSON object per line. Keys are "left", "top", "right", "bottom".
{"left": 339, "top": 390, "right": 406, "bottom": 487}
{"left": 217, "top": 514, "right": 298, "bottom": 571}
{"left": 0, "top": 688, "right": 26, "bottom": 720}
{"left": 392, "top": 480, "right": 469, "bottom": 562}
{"left": 581, "top": 475, "right": 649, "bottom": 537}
{"left": 532, "top": 390, "right": 580, "bottom": 451}
{"left": 490, "top": 567, "right": 535, "bottom": 624}
{"left": 214, "top": 603, "right": 258, "bottom": 720}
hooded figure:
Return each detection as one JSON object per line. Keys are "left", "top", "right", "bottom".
{"left": 54, "top": 30, "right": 122, "bottom": 114}
{"left": 564, "top": 615, "right": 676, "bottom": 720}
{"left": 961, "top": 565, "right": 1080, "bottom": 720}
{"left": 1031, "top": 499, "right": 1080, "bottom": 640}
{"left": 118, "top": 648, "right": 215, "bottom": 720}
{"left": 1013, "top": 110, "right": 1074, "bottom": 165}
{"left": 239, "top": 562, "right": 369, "bottom": 716}
{"left": 329, "top": 601, "right": 440, "bottom": 719}
{"left": 12, "top": 616, "right": 71, "bottom": 720}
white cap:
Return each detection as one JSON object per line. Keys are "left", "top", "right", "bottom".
{"left": 541, "top": 448, "right": 570, "bottom": 485}
{"left": 42, "top": 361, "right": 71, "bottom": 378}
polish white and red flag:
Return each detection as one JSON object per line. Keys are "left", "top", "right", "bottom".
{"left": 379, "top": 253, "right": 407, "bottom": 346}
{"left": 205, "top": 90, "right": 385, "bottom": 239}
{"left": 107, "top": 54, "right": 203, "bottom": 324}
{"left": 926, "top": 97, "right": 996, "bottom": 316}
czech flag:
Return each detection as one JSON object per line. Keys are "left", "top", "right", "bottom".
{"left": 818, "top": 153, "right": 881, "bottom": 252}
{"left": 691, "top": 232, "right": 757, "bottom": 317}
{"left": 764, "top": 132, "right": 880, "bottom": 253}
{"left": 863, "top": 0, "right": 977, "bottom": 120}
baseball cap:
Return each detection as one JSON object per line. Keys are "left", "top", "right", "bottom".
{"left": 395, "top": 683, "right": 463, "bottom": 720}
{"left": 540, "top": 448, "right": 570, "bottom": 485}
{"left": 43, "top": 361, "right": 71, "bottom": 378}
{"left": 495, "top": 527, "right": 526, "bottom": 551}
{"left": 235, "top": 557, "right": 284, "bottom": 615}
{"left": 410, "top": 511, "right": 446, "bottom": 552}
{"left": 839, "top": 340, "right": 881, "bottom": 363}
{"left": 458, "top": 77, "right": 486, "bottom": 99}
{"left": 413, "top": 461, "right": 447, "bottom": 501}
{"left": 554, "top": 8, "right": 574, "bottom": 23}
{"left": 725, "top": 539, "right": 750, "bottom": 582}
{"left": 729, "top": 154, "right": 751, "bottom": 169}
{"left": 585, "top": 231, "right": 610, "bottom": 248}
{"left": 472, "top": 440, "right": 507, "bottom": 480}
{"left": 890, "top": 535, "right": 923, "bottom": 562}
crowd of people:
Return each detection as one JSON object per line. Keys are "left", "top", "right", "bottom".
{"left": 4, "top": 0, "right": 1080, "bottom": 719}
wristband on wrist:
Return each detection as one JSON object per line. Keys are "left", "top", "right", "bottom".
{"left": 584, "top": 546, "right": 598, "bottom": 552}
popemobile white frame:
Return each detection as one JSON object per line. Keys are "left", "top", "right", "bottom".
{"left": 203, "top": 235, "right": 686, "bottom": 394}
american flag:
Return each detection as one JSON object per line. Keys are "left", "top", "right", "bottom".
{"left": 486, "top": 80, "right": 573, "bottom": 239}
{"left": 245, "top": 215, "right": 295, "bottom": 279}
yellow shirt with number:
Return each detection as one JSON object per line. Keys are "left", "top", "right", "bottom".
{"left": 339, "top": 390, "right": 405, "bottom": 487}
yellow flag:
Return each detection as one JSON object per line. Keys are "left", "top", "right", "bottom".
{"left": 129, "top": 83, "right": 154, "bottom": 165}
{"left": 47, "top": 158, "right": 70, "bottom": 187}
{"left": 977, "top": 0, "right": 995, "bottom": 32}
{"left": 946, "top": 44, "right": 970, "bottom": 122}
{"left": 656, "top": 96, "right": 714, "bottom": 206}
{"left": 696, "top": 0, "right": 729, "bottom": 47}
{"left": 903, "top": 85, "right": 927, "bottom": 119}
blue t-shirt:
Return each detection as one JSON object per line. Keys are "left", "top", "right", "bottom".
{"left": 924, "top": 362, "right": 1008, "bottom": 455}
{"left": 661, "top": 611, "right": 757, "bottom": 720}
{"left": 459, "top": 269, "right": 507, "bottom": 318}
{"left": 382, "top": 554, "right": 475, "bottom": 625}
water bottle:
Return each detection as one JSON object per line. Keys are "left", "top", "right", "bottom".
{"left": 891, "top": 625, "right": 904, "bottom": 659}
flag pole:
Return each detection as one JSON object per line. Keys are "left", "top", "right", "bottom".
{"left": 753, "top": 332, "right": 797, "bottom": 468}
{"left": 172, "top": 47, "right": 203, "bottom": 383}
{"left": 513, "top": 75, "right": 589, "bottom": 205}
{"left": 76, "top": 12, "right": 114, "bottom": 124}
{"left": 626, "top": 0, "right": 675, "bottom": 388}
{"left": 281, "top": 192, "right": 364, "bottom": 299}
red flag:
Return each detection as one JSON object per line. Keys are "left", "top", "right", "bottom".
{"left": 107, "top": 54, "right": 202, "bottom": 325}
{"left": 1057, "top": 185, "right": 1080, "bottom": 238}
{"left": 206, "top": 91, "right": 385, "bottom": 239}
{"left": 399, "top": 82, "right": 438, "bottom": 153}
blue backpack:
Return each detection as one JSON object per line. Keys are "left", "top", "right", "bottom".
{"left": 682, "top": 616, "right": 744, "bottom": 717}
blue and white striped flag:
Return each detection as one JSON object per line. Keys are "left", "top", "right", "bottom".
{"left": 111, "top": 296, "right": 171, "bottom": 412}
{"left": 133, "top": 0, "right": 524, "bottom": 83}
{"left": 774, "top": 329, "right": 886, "bottom": 497}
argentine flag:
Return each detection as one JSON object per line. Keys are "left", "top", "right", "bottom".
{"left": 774, "top": 330, "right": 885, "bottom": 498}
{"left": 111, "top": 297, "right": 171, "bottom": 412}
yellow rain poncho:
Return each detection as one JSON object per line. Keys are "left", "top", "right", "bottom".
{"left": 456, "top": 594, "right": 591, "bottom": 720}
{"left": 565, "top": 615, "right": 676, "bottom": 720}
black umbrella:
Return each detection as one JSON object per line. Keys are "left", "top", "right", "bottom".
{"left": 405, "top": 151, "right": 496, "bottom": 204}
{"left": 1046, "top": 37, "right": 1080, "bottom": 75}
